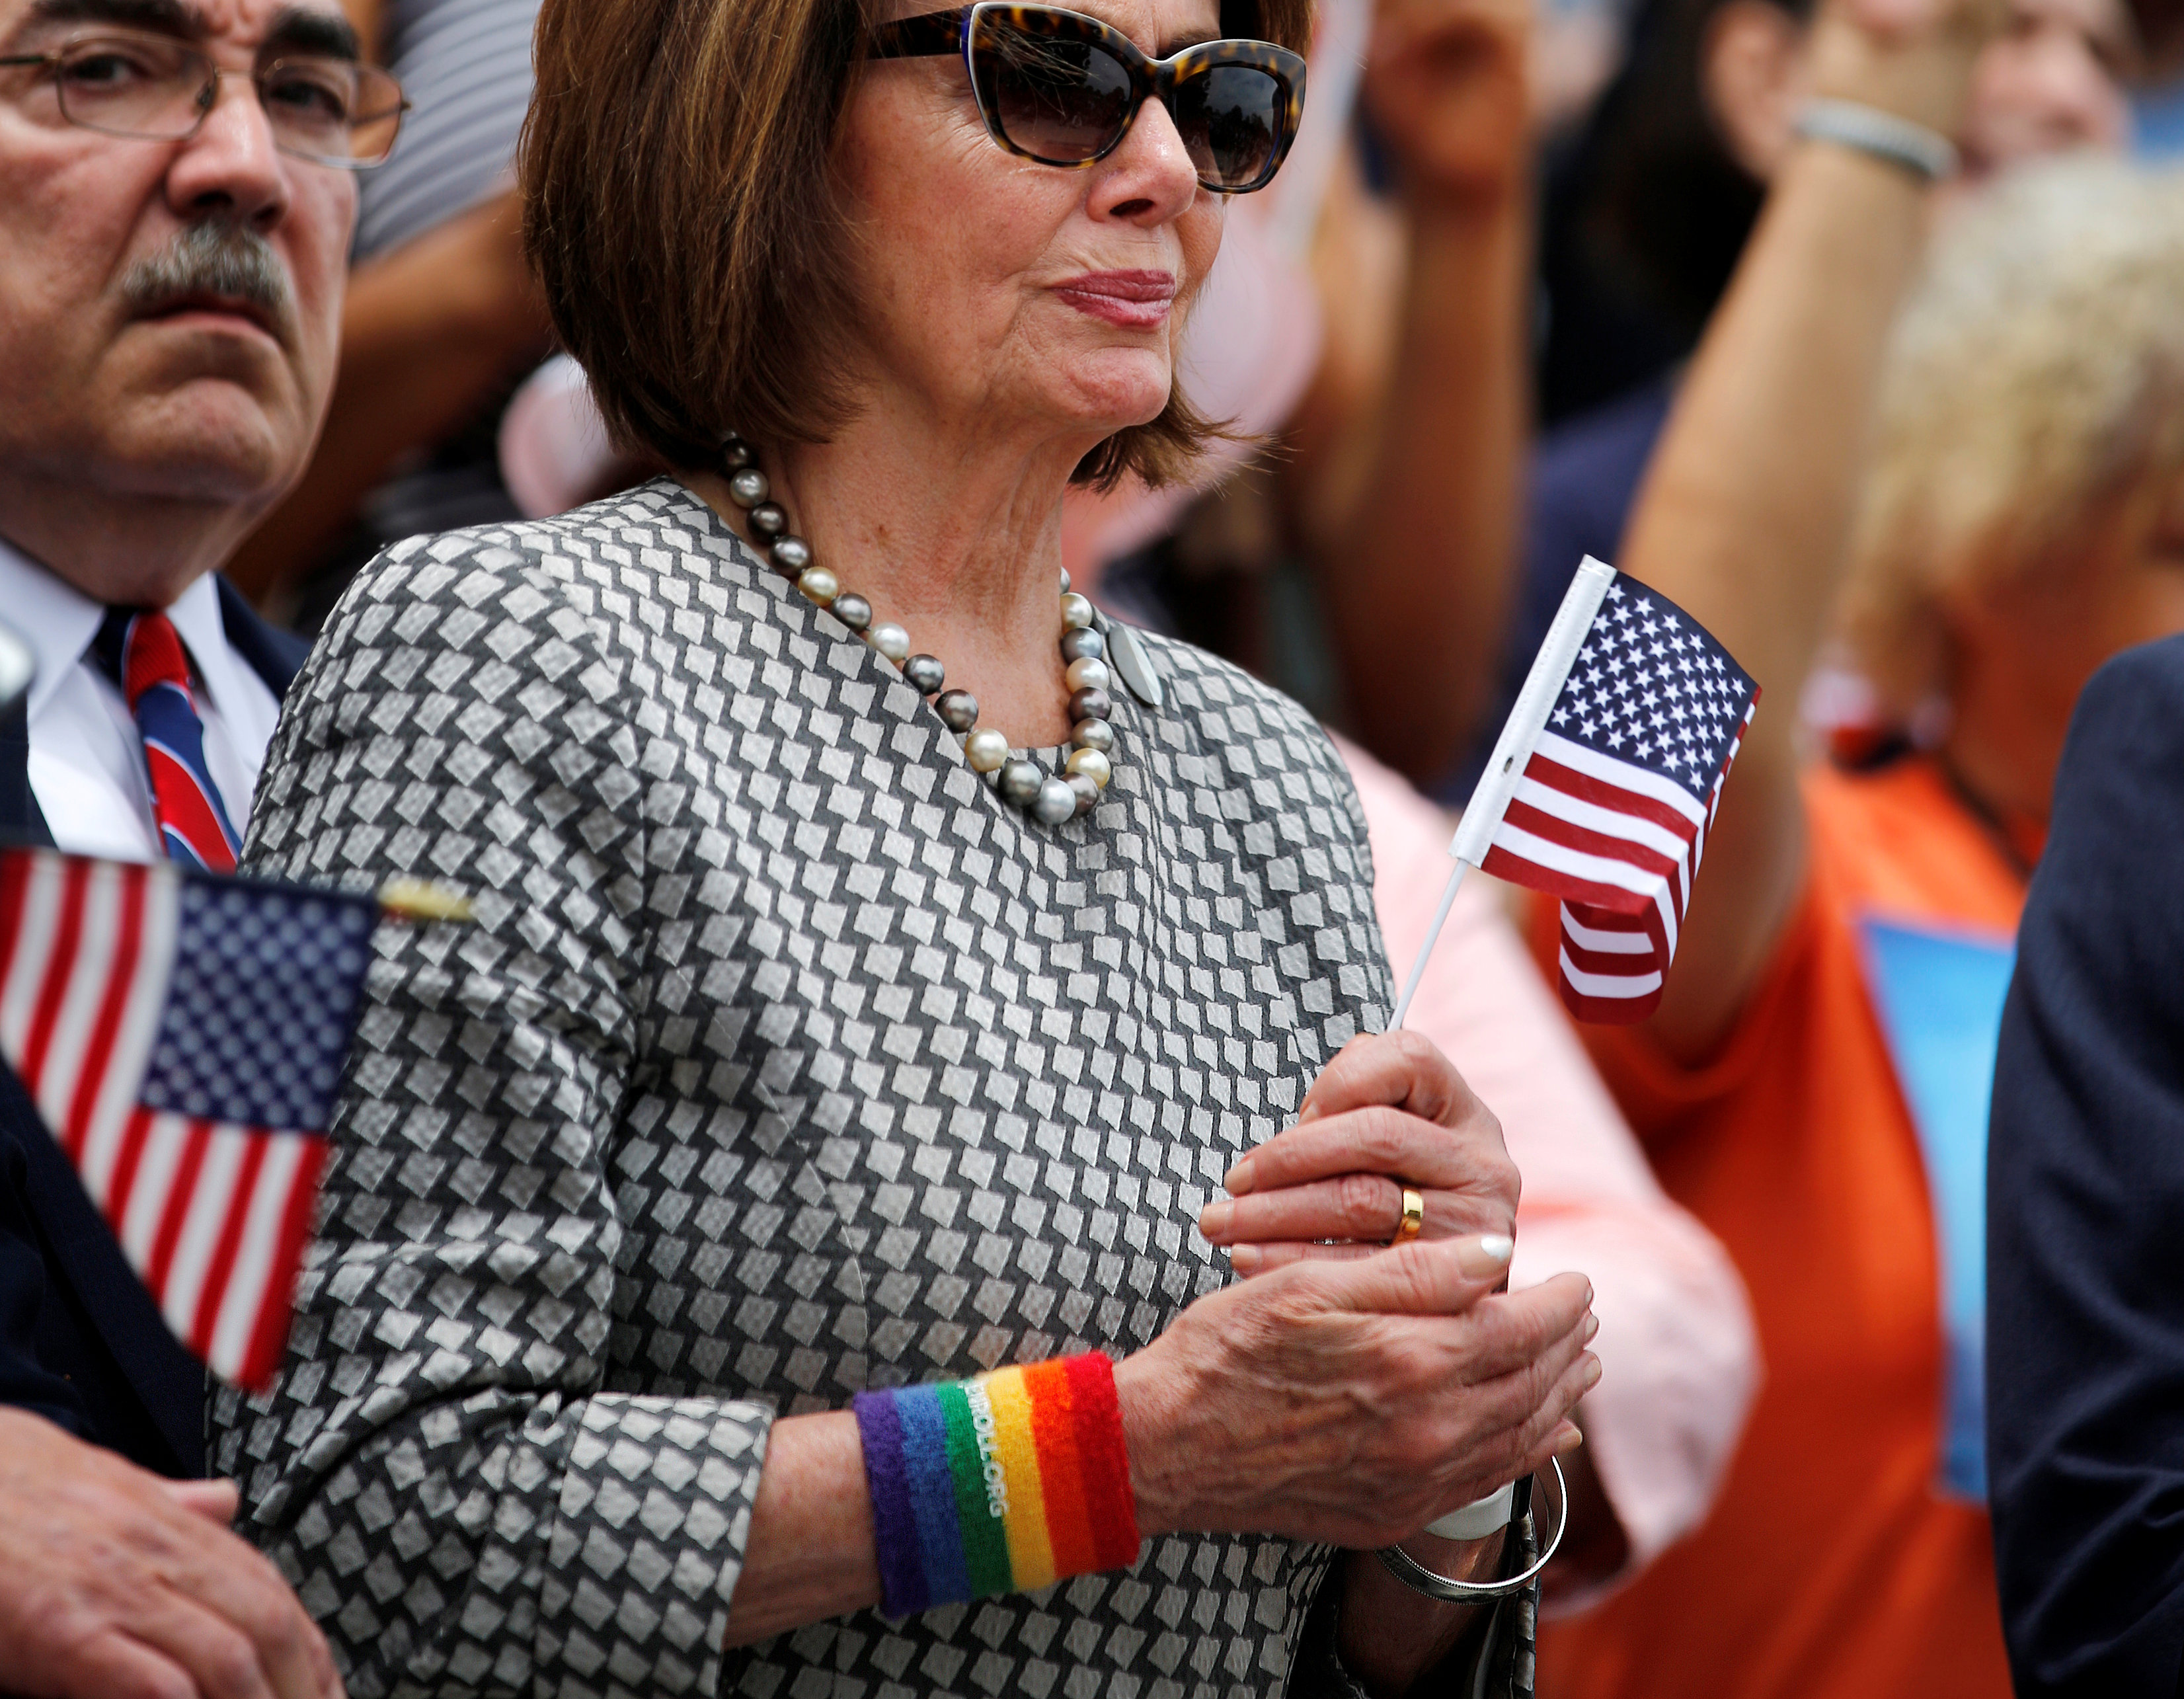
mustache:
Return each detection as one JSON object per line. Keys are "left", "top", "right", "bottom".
{"left": 120, "top": 221, "right": 297, "bottom": 346}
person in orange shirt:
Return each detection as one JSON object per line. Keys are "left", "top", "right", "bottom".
{"left": 1529, "top": 130, "right": 2184, "bottom": 1699}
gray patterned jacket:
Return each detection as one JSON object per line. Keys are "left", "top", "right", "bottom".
{"left": 216, "top": 481, "right": 1393, "bottom": 1699}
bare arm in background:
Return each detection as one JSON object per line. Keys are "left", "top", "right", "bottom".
{"left": 1284, "top": 0, "right": 1533, "bottom": 784}
{"left": 227, "top": 5, "right": 555, "bottom": 607}
{"left": 1610, "top": 0, "right": 2004, "bottom": 1058}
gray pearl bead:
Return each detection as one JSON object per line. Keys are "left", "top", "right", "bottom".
{"left": 903, "top": 654, "right": 945, "bottom": 695}
{"left": 831, "top": 592, "right": 871, "bottom": 631}
{"left": 1033, "top": 777, "right": 1077, "bottom": 824}
{"left": 769, "top": 535, "right": 812, "bottom": 575}
{"left": 748, "top": 501, "right": 787, "bottom": 539}
{"left": 720, "top": 437, "right": 752, "bottom": 470}
{"left": 1068, "top": 686, "right": 1112, "bottom": 725}
{"left": 728, "top": 467, "right": 768, "bottom": 508}
{"left": 1072, "top": 717, "right": 1114, "bottom": 754}
{"left": 1059, "top": 568, "right": 1072, "bottom": 594}
{"left": 935, "top": 689, "right": 980, "bottom": 732}
{"left": 999, "top": 759, "right": 1044, "bottom": 807}
{"left": 1060, "top": 628, "right": 1105, "bottom": 663}
{"left": 1066, "top": 772, "right": 1099, "bottom": 816}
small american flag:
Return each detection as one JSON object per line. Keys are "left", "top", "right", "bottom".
{"left": 0, "top": 848, "right": 374, "bottom": 1388}
{"left": 1481, "top": 567, "right": 1758, "bottom": 1021}
{"left": 1394, "top": 557, "right": 1758, "bottom": 1030}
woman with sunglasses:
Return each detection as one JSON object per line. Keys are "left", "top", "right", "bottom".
{"left": 217, "top": 0, "right": 1600, "bottom": 1694}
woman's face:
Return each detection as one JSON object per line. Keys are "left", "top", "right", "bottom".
{"left": 836, "top": 0, "right": 1226, "bottom": 457}
{"left": 1953, "top": 467, "right": 2184, "bottom": 735}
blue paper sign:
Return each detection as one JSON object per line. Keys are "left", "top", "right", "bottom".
{"left": 1857, "top": 914, "right": 2017, "bottom": 1502}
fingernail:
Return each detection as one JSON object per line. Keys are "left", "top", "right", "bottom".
{"left": 1198, "top": 1201, "right": 1233, "bottom": 1240}
{"left": 1583, "top": 1314, "right": 1600, "bottom": 1344}
{"left": 1225, "top": 1158, "right": 1257, "bottom": 1197}
{"left": 1228, "top": 1244, "right": 1262, "bottom": 1275}
{"left": 1454, "top": 1234, "right": 1515, "bottom": 1279}
{"left": 1553, "top": 1421, "right": 1584, "bottom": 1454}
{"left": 1582, "top": 1353, "right": 1603, "bottom": 1389}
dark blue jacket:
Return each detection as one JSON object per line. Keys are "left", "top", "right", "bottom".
{"left": 1988, "top": 633, "right": 2184, "bottom": 1698}
{"left": 0, "top": 578, "right": 305, "bottom": 1476}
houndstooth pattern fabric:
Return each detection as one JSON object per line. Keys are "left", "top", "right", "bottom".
{"left": 214, "top": 479, "right": 1393, "bottom": 1699}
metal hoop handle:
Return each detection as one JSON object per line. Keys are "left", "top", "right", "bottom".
{"left": 1372, "top": 1456, "right": 1567, "bottom": 1601}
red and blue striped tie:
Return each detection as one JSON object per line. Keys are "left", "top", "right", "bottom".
{"left": 94, "top": 608, "right": 242, "bottom": 872}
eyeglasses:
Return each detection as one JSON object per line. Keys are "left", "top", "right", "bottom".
{"left": 867, "top": 3, "right": 1306, "bottom": 194}
{"left": 0, "top": 32, "right": 407, "bottom": 168}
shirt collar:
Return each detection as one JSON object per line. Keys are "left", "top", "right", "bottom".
{"left": 0, "top": 533, "right": 239, "bottom": 719}
{"left": 0, "top": 533, "right": 104, "bottom": 725}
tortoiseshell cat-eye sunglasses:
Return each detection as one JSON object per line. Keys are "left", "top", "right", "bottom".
{"left": 867, "top": 3, "right": 1307, "bottom": 193}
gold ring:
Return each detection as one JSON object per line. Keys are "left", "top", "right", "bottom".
{"left": 1388, "top": 1185, "right": 1424, "bottom": 1247}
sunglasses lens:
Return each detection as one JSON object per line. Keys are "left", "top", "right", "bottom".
{"left": 1173, "top": 64, "right": 1283, "bottom": 188}
{"left": 979, "top": 18, "right": 1133, "bottom": 163}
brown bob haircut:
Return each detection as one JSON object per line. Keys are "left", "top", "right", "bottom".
{"left": 522, "top": 0, "right": 1312, "bottom": 489}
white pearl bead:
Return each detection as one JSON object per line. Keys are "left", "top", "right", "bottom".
{"left": 869, "top": 621, "right": 910, "bottom": 662}
{"left": 796, "top": 567, "right": 838, "bottom": 605}
{"left": 1064, "top": 656, "right": 1111, "bottom": 693}
{"left": 1066, "top": 748, "right": 1111, "bottom": 789}
{"left": 1058, "top": 592, "right": 1095, "bottom": 630}
{"left": 964, "top": 727, "right": 1009, "bottom": 772}
{"left": 1033, "top": 777, "right": 1077, "bottom": 824}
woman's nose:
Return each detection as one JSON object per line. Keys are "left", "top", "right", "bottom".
{"left": 1088, "top": 96, "right": 1202, "bottom": 222}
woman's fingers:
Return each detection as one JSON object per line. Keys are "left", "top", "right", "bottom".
{"left": 1200, "top": 1170, "right": 1506, "bottom": 1257}
{"left": 1222, "top": 1103, "right": 1516, "bottom": 1203}
{"left": 1298, "top": 1232, "right": 1532, "bottom": 1317}
{"left": 1294, "top": 1029, "right": 1479, "bottom": 1130}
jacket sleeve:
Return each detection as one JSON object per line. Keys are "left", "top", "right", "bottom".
{"left": 215, "top": 535, "right": 771, "bottom": 1699}
{"left": 1988, "top": 635, "right": 2184, "bottom": 1699}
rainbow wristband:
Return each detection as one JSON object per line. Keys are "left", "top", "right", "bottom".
{"left": 853, "top": 1353, "right": 1142, "bottom": 1617}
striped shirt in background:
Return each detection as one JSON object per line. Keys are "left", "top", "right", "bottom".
{"left": 284, "top": 0, "right": 545, "bottom": 633}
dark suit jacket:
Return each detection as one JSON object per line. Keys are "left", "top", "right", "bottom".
{"left": 0, "top": 576, "right": 306, "bottom": 1476}
{"left": 1989, "top": 633, "right": 2184, "bottom": 1698}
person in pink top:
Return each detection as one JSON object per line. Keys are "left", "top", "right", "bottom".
{"left": 1327, "top": 736, "right": 1758, "bottom": 1600}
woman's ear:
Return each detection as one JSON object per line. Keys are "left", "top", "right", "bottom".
{"left": 1701, "top": 0, "right": 1814, "bottom": 180}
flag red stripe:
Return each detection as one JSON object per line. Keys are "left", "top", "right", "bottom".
{"left": 61, "top": 864, "right": 148, "bottom": 1159}
{"left": 104, "top": 1107, "right": 159, "bottom": 1232}
{"left": 1501, "top": 796, "right": 1689, "bottom": 884}
{"left": 0, "top": 852, "right": 31, "bottom": 983}
{"left": 145, "top": 1119, "right": 214, "bottom": 1297}
{"left": 190, "top": 1132, "right": 270, "bottom": 1358}
{"left": 19, "top": 858, "right": 91, "bottom": 1096}
{"left": 237, "top": 1136, "right": 326, "bottom": 1392}
{"left": 1523, "top": 752, "right": 1707, "bottom": 842}
{"left": 1558, "top": 976, "right": 1667, "bottom": 1024}
{"left": 1479, "top": 842, "right": 1670, "bottom": 917}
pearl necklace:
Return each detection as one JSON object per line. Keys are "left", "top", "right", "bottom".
{"left": 720, "top": 435, "right": 1118, "bottom": 824}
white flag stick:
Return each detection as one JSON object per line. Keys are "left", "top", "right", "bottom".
{"left": 1389, "top": 557, "right": 1618, "bottom": 1031}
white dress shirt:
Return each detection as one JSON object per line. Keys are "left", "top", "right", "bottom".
{"left": 0, "top": 536, "right": 282, "bottom": 863}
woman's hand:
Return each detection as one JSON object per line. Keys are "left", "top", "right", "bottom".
{"left": 1196, "top": 1030, "right": 1517, "bottom": 1273}
{"left": 1115, "top": 1236, "right": 1597, "bottom": 1550}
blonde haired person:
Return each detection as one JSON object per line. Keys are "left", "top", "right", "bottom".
{"left": 1532, "top": 135, "right": 2184, "bottom": 1699}
{"left": 1841, "top": 159, "right": 2184, "bottom": 760}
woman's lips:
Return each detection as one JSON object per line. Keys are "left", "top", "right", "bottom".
{"left": 1054, "top": 269, "right": 1177, "bottom": 330}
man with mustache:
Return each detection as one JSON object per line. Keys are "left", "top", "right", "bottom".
{"left": 0, "top": 3, "right": 400, "bottom": 1695}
